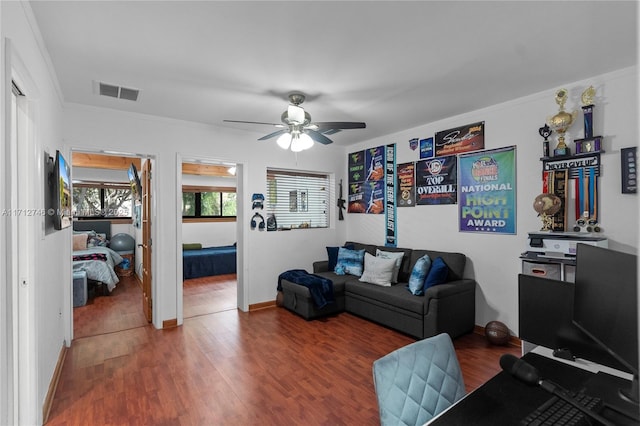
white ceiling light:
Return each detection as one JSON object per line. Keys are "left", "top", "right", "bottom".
{"left": 277, "top": 133, "right": 292, "bottom": 149}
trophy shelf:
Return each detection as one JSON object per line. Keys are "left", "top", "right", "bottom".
{"left": 539, "top": 149, "right": 605, "bottom": 162}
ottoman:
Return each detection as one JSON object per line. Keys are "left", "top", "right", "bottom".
{"left": 279, "top": 271, "right": 346, "bottom": 320}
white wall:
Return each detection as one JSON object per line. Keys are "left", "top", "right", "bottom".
{"left": 2, "top": 2, "right": 67, "bottom": 424}
{"left": 63, "top": 105, "right": 347, "bottom": 326}
{"left": 346, "top": 67, "right": 639, "bottom": 335}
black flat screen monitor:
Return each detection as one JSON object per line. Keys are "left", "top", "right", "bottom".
{"left": 573, "top": 243, "right": 638, "bottom": 416}
{"left": 518, "top": 273, "right": 625, "bottom": 370}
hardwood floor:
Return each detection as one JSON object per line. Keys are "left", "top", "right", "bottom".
{"left": 50, "top": 291, "right": 521, "bottom": 425}
{"left": 183, "top": 274, "right": 237, "bottom": 318}
{"left": 73, "top": 275, "right": 148, "bottom": 339}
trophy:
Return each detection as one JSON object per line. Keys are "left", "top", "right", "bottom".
{"left": 573, "top": 86, "right": 602, "bottom": 154}
{"left": 538, "top": 124, "right": 552, "bottom": 157}
{"left": 547, "top": 89, "right": 577, "bottom": 157}
{"left": 533, "top": 193, "right": 562, "bottom": 231}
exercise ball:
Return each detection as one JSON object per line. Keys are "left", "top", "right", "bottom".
{"left": 485, "top": 321, "right": 510, "bottom": 346}
{"left": 110, "top": 233, "right": 135, "bottom": 252}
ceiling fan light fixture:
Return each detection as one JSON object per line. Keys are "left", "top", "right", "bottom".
{"left": 276, "top": 132, "right": 292, "bottom": 149}
{"left": 287, "top": 104, "right": 305, "bottom": 125}
{"left": 290, "top": 135, "right": 305, "bottom": 152}
{"left": 299, "top": 133, "right": 314, "bottom": 150}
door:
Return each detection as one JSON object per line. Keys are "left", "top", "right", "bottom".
{"left": 142, "top": 160, "right": 152, "bottom": 322}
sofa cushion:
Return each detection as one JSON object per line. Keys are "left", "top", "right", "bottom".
{"left": 345, "top": 280, "right": 425, "bottom": 315}
{"left": 376, "top": 249, "right": 405, "bottom": 283}
{"left": 326, "top": 244, "right": 354, "bottom": 271}
{"left": 424, "top": 256, "right": 449, "bottom": 291}
{"left": 359, "top": 253, "right": 397, "bottom": 287}
{"left": 335, "top": 247, "right": 366, "bottom": 276}
{"left": 345, "top": 241, "right": 377, "bottom": 256}
{"left": 408, "top": 255, "right": 432, "bottom": 296}
{"left": 313, "top": 271, "right": 350, "bottom": 289}
{"left": 409, "top": 250, "right": 466, "bottom": 281}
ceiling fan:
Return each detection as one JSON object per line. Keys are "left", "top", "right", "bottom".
{"left": 224, "top": 93, "right": 366, "bottom": 152}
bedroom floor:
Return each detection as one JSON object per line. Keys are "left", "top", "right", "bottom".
{"left": 74, "top": 274, "right": 238, "bottom": 339}
{"left": 183, "top": 274, "right": 237, "bottom": 319}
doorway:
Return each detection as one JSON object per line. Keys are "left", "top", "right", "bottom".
{"left": 70, "top": 151, "right": 154, "bottom": 338}
{"left": 179, "top": 157, "right": 243, "bottom": 320}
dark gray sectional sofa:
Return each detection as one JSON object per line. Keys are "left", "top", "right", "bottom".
{"left": 279, "top": 241, "right": 476, "bottom": 340}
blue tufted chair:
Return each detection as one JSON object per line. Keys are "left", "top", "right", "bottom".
{"left": 372, "top": 333, "right": 466, "bottom": 426}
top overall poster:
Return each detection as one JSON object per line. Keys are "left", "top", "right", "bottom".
{"left": 458, "top": 146, "right": 516, "bottom": 234}
{"left": 435, "top": 121, "right": 484, "bottom": 157}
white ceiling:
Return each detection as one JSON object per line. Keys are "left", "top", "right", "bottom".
{"left": 29, "top": 1, "right": 638, "bottom": 147}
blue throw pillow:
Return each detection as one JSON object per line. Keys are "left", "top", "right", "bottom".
{"left": 335, "top": 247, "right": 365, "bottom": 276}
{"left": 326, "top": 244, "right": 354, "bottom": 271}
{"left": 407, "top": 255, "right": 432, "bottom": 295}
{"left": 423, "top": 256, "right": 448, "bottom": 291}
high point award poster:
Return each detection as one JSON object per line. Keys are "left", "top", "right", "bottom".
{"left": 458, "top": 146, "right": 516, "bottom": 234}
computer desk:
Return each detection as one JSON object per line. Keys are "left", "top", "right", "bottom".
{"left": 427, "top": 347, "right": 638, "bottom": 425}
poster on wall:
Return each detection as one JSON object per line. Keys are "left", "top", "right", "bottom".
{"left": 348, "top": 145, "right": 387, "bottom": 214}
{"left": 419, "top": 137, "right": 434, "bottom": 159}
{"left": 415, "top": 156, "right": 457, "bottom": 205}
{"left": 348, "top": 150, "right": 365, "bottom": 213}
{"left": 365, "top": 146, "right": 385, "bottom": 182}
{"left": 385, "top": 144, "right": 397, "bottom": 246}
{"left": 365, "top": 146, "right": 385, "bottom": 214}
{"left": 397, "top": 162, "right": 416, "bottom": 207}
{"left": 458, "top": 146, "right": 516, "bottom": 234}
{"left": 435, "top": 121, "right": 484, "bottom": 157}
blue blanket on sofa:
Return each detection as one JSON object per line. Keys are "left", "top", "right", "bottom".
{"left": 277, "top": 269, "right": 334, "bottom": 309}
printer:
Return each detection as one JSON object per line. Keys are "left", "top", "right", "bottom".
{"left": 524, "top": 231, "right": 608, "bottom": 260}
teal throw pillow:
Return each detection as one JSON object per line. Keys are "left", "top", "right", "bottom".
{"left": 326, "top": 244, "right": 355, "bottom": 271}
{"left": 335, "top": 247, "right": 366, "bottom": 277}
{"left": 423, "top": 256, "right": 448, "bottom": 291}
{"left": 407, "top": 255, "right": 432, "bottom": 295}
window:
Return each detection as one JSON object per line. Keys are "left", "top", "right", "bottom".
{"left": 266, "top": 168, "right": 329, "bottom": 229}
{"left": 73, "top": 183, "right": 133, "bottom": 218}
{"left": 182, "top": 186, "right": 236, "bottom": 219}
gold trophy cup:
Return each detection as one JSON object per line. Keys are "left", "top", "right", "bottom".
{"left": 547, "top": 89, "right": 577, "bottom": 156}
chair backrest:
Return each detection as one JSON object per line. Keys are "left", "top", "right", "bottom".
{"left": 372, "top": 333, "right": 466, "bottom": 426}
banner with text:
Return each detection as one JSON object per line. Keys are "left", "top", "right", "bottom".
{"left": 416, "top": 155, "right": 457, "bottom": 205}
{"left": 458, "top": 146, "right": 516, "bottom": 234}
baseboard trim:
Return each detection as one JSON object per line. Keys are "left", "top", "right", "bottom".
{"left": 162, "top": 318, "right": 178, "bottom": 328}
{"left": 249, "top": 300, "right": 276, "bottom": 311}
{"left": 43, "top": 343, "right": 67, "bottom": 423}
{"left": 474, "top": 324, "right": 521, "bottom": 348}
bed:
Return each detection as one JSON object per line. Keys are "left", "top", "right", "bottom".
{"left": 183, "top": 244, "right": 237, "bottom": 280}
{"left": 72, "top": 220, "right": 123, "bottom": 292}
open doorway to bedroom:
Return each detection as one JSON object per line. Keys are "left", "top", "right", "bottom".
{"left": 70, "top": 151, "right": 152, "bottom": 338}
{"left": 181, "top": 160, "right": 238, "bottom": 318}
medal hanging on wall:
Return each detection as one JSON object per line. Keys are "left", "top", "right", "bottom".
{"left": 574, "top": 167, "right": 601, "bottom": 233}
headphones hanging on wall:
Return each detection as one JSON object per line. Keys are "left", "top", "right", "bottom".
{"left": 251, "top": 212, "right": 265, "bottom": 230}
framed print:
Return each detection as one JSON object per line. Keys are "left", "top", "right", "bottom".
{"left": 458, "top": 146, "right": 516, "bottom": 234}
{"left": 435, "top": 121, "right": 484, "bottom": 156}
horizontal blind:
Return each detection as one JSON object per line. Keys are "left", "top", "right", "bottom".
{"left": 266, "top": 169, "right": 328, "bottom": 229}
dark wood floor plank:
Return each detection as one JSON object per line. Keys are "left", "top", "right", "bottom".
{"left": 49, "top": 277, "right": 520, "bottom": 425}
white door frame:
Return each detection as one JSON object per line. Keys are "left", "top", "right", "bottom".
{"left": 175, "top": 153, "right": 248, "bottom": 323}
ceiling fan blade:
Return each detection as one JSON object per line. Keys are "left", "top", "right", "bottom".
{"left": 258, "top": 129, "right": 288, "bottom": 141}
{"left": 313, "top": 122, "right": 366, "bottom": 130}
{"left": 223, "top": 119, "right": 284, "bottom": 127}
{"left": 306, "top": 129, "right": 334, "bottom": 145}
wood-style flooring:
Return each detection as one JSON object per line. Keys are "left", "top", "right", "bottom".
{"left": 50, "top": 275, "right": 521, "bottom": 425}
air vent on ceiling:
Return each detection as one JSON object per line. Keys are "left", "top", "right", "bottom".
{"left": 96, "top": 81, "right": 140, "bottom": 102}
